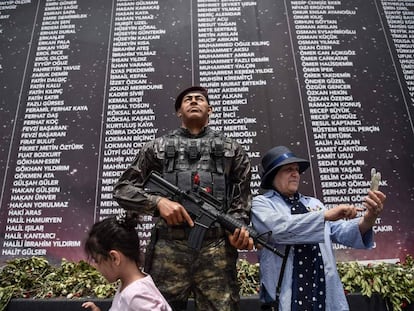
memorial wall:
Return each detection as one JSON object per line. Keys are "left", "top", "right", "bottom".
{"left": 0, "top": 0, "right": 413, "bottom": 264}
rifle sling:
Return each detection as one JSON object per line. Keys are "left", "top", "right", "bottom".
{"left": 261, "top": 245, "right": 291, "bottom": 311}
{"left": 157, "top": 227, "right": 226, "bottom": 240}
{"left": 275, "top": 245, "right": 291, "bottom": 304}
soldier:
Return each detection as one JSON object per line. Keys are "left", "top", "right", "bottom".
{"left": 113, "top": 86, "right": 254, "bottom": 311}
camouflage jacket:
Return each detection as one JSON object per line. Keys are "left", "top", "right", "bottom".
{"left": 113, "top": 126, "right": 252, "bottom": 225}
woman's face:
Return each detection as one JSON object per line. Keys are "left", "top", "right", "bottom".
{"left": 273, "top": 163, "right": 300, "bottom": 197}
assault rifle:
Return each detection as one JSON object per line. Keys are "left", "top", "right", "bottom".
{"left": 142, "top": 171, "right": 284, "bottom": 257}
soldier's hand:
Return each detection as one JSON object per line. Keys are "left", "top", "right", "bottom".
{"left": 228, "top": 227, "right": 254, "bottom": 250}
{"left": 157, "top": 197, "right": 194, "bottom": 227}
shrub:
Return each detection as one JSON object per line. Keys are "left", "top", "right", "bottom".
{"left": 1, "top": 255, "right": 413, "bottom": 311}
{"left": 337, "top": 255, "right": 414, "bottom": 311}
{"left": 0, "top": 257, "right": 116, "bottom": 311}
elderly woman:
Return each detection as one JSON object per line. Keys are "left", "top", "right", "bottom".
{"left": 251, "top": 145, "right": 386, "bottom": 311}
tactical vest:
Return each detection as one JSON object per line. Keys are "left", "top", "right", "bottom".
{"left": 154, "top": 128, "right": 235, "bottom": 211}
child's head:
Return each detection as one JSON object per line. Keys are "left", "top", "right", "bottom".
{"left": 84, "top": 211, "right": 141, "bottom": 267}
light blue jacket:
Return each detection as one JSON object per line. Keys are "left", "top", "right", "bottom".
{"left": 251, "top": 190, "right": 374, "bottom": 311}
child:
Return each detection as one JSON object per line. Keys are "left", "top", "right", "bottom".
{"left": 81, "top": 211, "right": 172, "bottom": 311}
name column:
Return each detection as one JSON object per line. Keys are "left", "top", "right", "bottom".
{"left": 3, "top": 0, "right": 87, "bottom": 258}
{"left": 197, "top": 0, "right": 275, "bottom": 193}
{"left": 382, "top": 0, "right": 414, "bottom": 101}
{"left": 98, "top": 0, "right": 166, "bottom": 251}
{"left": 291, "top": 0, "right": 384, "bottom": 206}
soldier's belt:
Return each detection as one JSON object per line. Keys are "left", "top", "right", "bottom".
{"left": 157, "top": 226, "right": 226, "bottom": 240}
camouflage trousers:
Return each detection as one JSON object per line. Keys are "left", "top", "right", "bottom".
{"left": 148, "top": 237, "right": 240, "bottom": 311}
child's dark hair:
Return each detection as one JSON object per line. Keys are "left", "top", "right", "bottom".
{"left": 84, "top": 210, "right": 141, "bottom": 265}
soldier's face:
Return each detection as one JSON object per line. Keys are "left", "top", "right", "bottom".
{"left": 178, "top": 92, "right": 212, "bottom": 123}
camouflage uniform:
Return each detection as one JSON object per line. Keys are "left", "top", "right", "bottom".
{"left": 113, "top": 126, "right": 252, "bottom": 311}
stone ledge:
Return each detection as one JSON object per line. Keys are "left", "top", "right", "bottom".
{"left": 5, "top": 294, "right": 413, "bottom": 311}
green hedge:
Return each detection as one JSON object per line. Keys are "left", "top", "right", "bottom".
{"left": 1, "top": 255, "right": 413, "bottom": 311}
